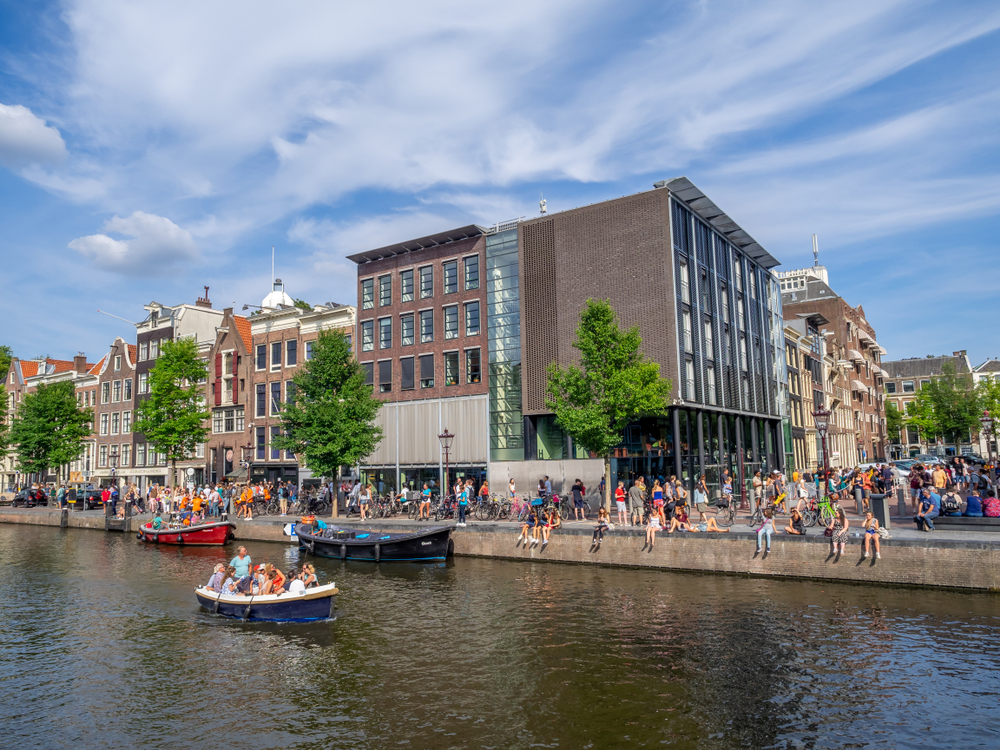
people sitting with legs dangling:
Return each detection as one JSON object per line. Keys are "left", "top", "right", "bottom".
{"left": 592, "top": 506, "right": 610, "bottom": 548}
{"left": 862, "top": 511, "right": 882, "bottom": 559}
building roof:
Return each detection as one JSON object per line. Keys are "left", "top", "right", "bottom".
{"left": 883, "top": 355, "right": 970, "bottom": 379}
{"left": 19, "top": 361, "right": 39, "bottom": 378}
{"left": 975, "top": 358, "right": 1000, "bottom": 373}
{"left": 657, "top": 177, "right": 780, "bottom": 270}
{"left": 232, "top": 315, "right": 252, "bottom": 351}
{"left": 347, "top": 225, "right": 486, "bottom": 265}
{"left": 127, "top": 344, "right": 137, "bottom": 363}
{"left": 88, "top": 356, "right": 107, "bottom": 376}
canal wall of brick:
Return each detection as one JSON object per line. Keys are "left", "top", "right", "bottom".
{"left": 3, "top": 507, "right": 999, "bottom": 591}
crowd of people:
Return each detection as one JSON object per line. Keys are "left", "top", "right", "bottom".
{"left": 203, "top": 546, "right": 321, "bottom": 597}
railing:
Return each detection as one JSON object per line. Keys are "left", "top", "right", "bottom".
{"left": 489, "top": 218, "right": 523, "bottom": 233}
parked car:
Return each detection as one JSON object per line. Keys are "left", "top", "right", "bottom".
{"left": 75, "top": 489, "right": 105, "bottom": 510}
{"left": 11, "top": 488, "right": 49, "bottom": 508}
{"left": 957, "top": 454, "right": 987, "bottom": 466}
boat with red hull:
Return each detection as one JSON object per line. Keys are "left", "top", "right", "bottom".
{"left": 138, "top": 520, "right": 236, "bottom": 546}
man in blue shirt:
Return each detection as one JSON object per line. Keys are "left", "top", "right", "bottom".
{"left": 914, "top": 488, "right": 941, "bottom": 531}
{"left": 230, "top": 546, "right": 253, "bottom": 578}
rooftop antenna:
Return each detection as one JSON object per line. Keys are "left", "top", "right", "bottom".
{"left": 812, "top": 234, "right": 819, "bottom": 267}
{"left": 539, "top": 192, "right": 547, "bottom": 216}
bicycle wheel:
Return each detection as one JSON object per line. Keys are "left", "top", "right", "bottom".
{"left": 820, "top": 505, "right": 835, "bottom": 527}
{"left": 803, "top": 509, "right": 818, "bottom": 527}
{"left": 715, "top": 505, "right": 733, "bottom": 528}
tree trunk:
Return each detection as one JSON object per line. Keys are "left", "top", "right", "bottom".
{"left": 171, "top": 458, "right": 177, "bottom": 493}
{"left": 332, "top": 469, "right": 340, "bottom": 518}
{"left": 604, "top": 456, "right": 612, "bottom": 510}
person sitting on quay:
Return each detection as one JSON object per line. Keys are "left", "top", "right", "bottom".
{"left": 982, "top": 489, "right": 1000, "bottom": 517}
{"left": 592, "top": 506, "right": 611, "bottom": 549}
{"left": 517, "top": 508, "right": 537, "bottom": 546}
{"left": 667, "top": 504, "right": 694, "bottom": 533}
{"left": 539, "top": 509, "right": 556, "bottom": 547}
{"left": 964, "top": 490, "right": 984, "bottom": 517}
{"left": 644, "top": 509, "right": 662, "bottom": 549}
{"left": 940, "top": 488, "right": 964, "bottom": 517}
{"left": 756, "top": 507, "right": 776, "bottom": 553}
{"left": 828, "top": 507, "right": 849, "bottom": 555}
{"left": 690, "top": 515, "right": 730, "bottom": 533}
{"left": 784, "top": 509, "right": 806, "bottom": 536}
{"left": 862, "top": 511, "right": 882, "bottom": 559}
{"left": 914, "top": 487, "right": 941, "bottom": 532}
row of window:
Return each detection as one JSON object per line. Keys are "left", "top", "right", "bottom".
{"left": 361, "top": 349, "right": 481, "bottom": 393}
{"left": 137, "top": 338, "right": 166, "bottom": 362}
{"left": 253, "top": 381, "right": 296, "bottom": 418}
{"left": 99, "top": 410, "right": 132, "bottom": 436}
{"left": 213, "top": 407, "right": 246, "bottom": 434}
{"left": 256, "top": 426, "right": 294, "bottom": 461}
{"left": 361, "top": 255, "right": 480, "bottom": 310}
{"left": 254, "top": 340, "right": 306, "bottom": 371}
{"left": 885, "top": 379, "right": 930, "bottom": 394}
{"left": 360, "top": 302, "right": 480, "bottom": 352}
{"left": 99, "top": 378, "right": 134, "bottom": 404}
{"left": 97, "top": 443, "right": 175, "bottom": 468}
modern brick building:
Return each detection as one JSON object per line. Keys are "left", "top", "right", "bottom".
{"left": 92, "top": 338, "right": 137, "bottom": 488}
{"left": 349, "top": 228, "right": 489, "bottom": 493}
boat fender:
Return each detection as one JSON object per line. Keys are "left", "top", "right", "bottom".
{"left": 177, "top": 534, "right": 185, "bottom": 545}
{"left": 374, "top": 543, "right": 380, "bottom": 563}
{"left": 136, "top": 531, "right": 143, "bottom": 540}
{"left": 340, "top": 544, "right": 346, "bottom": 561}
{"left": 303, "top": 540, "right": 314, "bottom": 555}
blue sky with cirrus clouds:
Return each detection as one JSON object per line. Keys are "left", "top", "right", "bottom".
{"left": 0, "top": 0, "right": 998, "bottom": 365}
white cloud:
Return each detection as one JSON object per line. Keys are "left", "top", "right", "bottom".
{"left": 0, "top": 103, "right": 67, "bottom": 169}
{"left": 69, "top": 211, "right": 198, "bottom": 276}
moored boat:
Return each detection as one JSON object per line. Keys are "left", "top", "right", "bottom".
{"left": 296, "top": 523, "right": 451, "bottom": 562}
{"left": 195, "top": 582, "right": 338, "bottom": 622}
{"left": 138, "top": 520, "right": 236, "bottom": 546}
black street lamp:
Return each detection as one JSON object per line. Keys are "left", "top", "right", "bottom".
{"left": 981, "top": 410, "right": 995, "bottom": 480}
{"left": 812, "top": 406, "right": 831, "bottom": 483}
{"left": 438, "top": 429, "right": 454, "bottom": 499}
{"left": 109, "top": 447, "right": 120, "bottom": 508}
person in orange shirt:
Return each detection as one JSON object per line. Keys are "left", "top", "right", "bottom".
{"left": 861, "top": 470, "right": 873, "bottom": 513}
{"left": 192, "top": 493, "right": 204, "bottom": 521}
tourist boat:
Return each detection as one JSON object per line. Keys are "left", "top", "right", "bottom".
{"left": 195, "top": 582, "right": 338, "bottom": 622}
{"left": 137, "top": 520, "right": 236, "bottom": 546}
{"left": 296, "top": 523, "right": 452, "bottom": 562}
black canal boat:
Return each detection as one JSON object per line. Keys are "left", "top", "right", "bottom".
{"left": 296, "top": 523, "right": 452, "bottom": 562}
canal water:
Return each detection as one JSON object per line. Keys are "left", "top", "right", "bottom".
{"left": 1, "top": 525, "right": 999, "bottom": 749}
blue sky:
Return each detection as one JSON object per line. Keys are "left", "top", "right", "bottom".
{"left": 1, "top": 0, "right": 998, "bottom": 365}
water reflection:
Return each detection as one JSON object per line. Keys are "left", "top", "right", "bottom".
{"left": 1, "top": 525, "right": 999, "bottom": 749}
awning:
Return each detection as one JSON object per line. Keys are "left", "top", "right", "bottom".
{"left": 858, "top": 330, "right": 874, "bottom": 344}
{"left": 225, "top": 467, "right": 248, "bottom": 479}
{"left": 851, "top": 379, "right": 866, "bottom": 391}
{"left": 848, "top": 349, "right": 864, "bottom": 362}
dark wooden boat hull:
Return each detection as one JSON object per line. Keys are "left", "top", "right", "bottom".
{"left": 195, "top": 585, "right": 337, "bottom": 622}
{"left": 139, "top": 521, "right": 236, "bottom": 546}
{"left": 296, "top": 524, "right": 451, "bottom": 562}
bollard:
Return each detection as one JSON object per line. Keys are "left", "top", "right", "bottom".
{"left": 870, "top": 493, "right": 890, "bottom": 531}
{"left": 854, "top": 487, "right": 864, "bottom": 514}
{"left": 896, "top": 487, "right": 907, "bottom": 517}
{"left": 60, "top": 507, "right": 68, "bottom": 528}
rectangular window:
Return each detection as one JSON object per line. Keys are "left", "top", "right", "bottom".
{"left": 139, "top": 342, "right": 148, "bottom": 361}
{"left": 378, "top": 275, "right": 392, "bottom": 307}
{"left": 420, "top": 310, "right": 434, "bottom": 343}
{"left": 256, "top": 344, "right": 266, "bottom": 370}
{"left": 102, "top": 382, "right": 110, "bottom": 404}
{"left": 345, "top": 334, "right": 352, "bottom": 352}
{"left": 100, "top": 413, "right": 109, "bottom": 435}
{"left": 680, "top": 262, "right": 690, "bottom": 304}
{"left": 378, "top": 360, "right": 392, "bottom": 393}
{"left": 444, "top": 305, "right": 459, "bottom": 340}
{"left": 420, "top": 354, "right": 434, "bottom": 388}
{"left": 464, "top": 255, "right": 479, "bottom": 290}
{"left": 683, "top": 310, "right": 693, "bottom": 352}
{"left": 379, "top": 317, "right": 392, "bottom": 349}
{"left": 419, "top": 266, "right": 433, "bottom": 298}
{"left": 256, "top": 383, "right": 266, "bottom": 417}
{"left": 223, "top": 352, "right": 233, "bottom": 376}
{"left": 361, "top": 320, "right": 374, "bottom": 351}
{"left": 111, "top": 412, "right": 120, "bottom": 435}
{"left": 685, "top": 359, "right": 695, "bottom": 399}
{"left": 257, "top": 427, "right": 266, "bottom": 460}
{"left": 361, "top": 278, "right": 374, "bottom": 309}
{"left": 271, "top": 342, "right": 281, "bottom": 370}
{"left": 400, "top": 269, "right": 414, "bottom": 302}
{"left": 444, "top": 352, "right": 459, "bottom": 386}
{"left": 224, "top": 409, "right": 234, "bottom": 432}
{"left": 286, "top": 340, "right": 297, "bottom": 366}
{"left": 400, "top": 314, "right": 414, "bottom": 346}
{"left": 885, "top": 382, "right": 897, "bottom": 394}
{"left": 902, "top": 380, "right": 915, "bottom": 393}
{"left": 704, "top": 319, "right": 714, "bottom": 357}
{"left": 136, "top": 444, "right": 146, "bottom": 467}
{"left": 465, "top": 300, "right": 480, "bottom": 336}
{"left": 213, "top": 410, "right": 223, "bottom": 433}
{"left": 122, "top": 411, "right": 131, "bottom": 433}
{"left": 271, "top": 426, "right": 281, "bottom": 460}
{"left": 113, "top": 380, "right": 122, "bottom": 402}
{"left": 138, "top": 372, "right": 147, "bottom": 394}
{"left": 401, "top": 357, "right": 415, "bottom": 390}
{"left": 150, "top": 339, "right": 159, "bottom": 359}
{"left": 305, "top": 341, "right": 314, "bottom": 360}
{"left": 235, "top": 406, "right": 245, "bottom": 433}
{"left": 99, "top": 445, "right": 108, "bottom": 468}
{"left": 123, "top": 378, "right": 132, "bottom": 400}
{"left": 443, "top": 260, "right": 458, "bottom": 294}
{"left": 707, "top": 365, "right": 717, "bottom": 405}
{"left": 920, "top": 379, "right": 931, "bottom": 389}
{"left": 271, "top": 382, "right": 281, "bottom": 414}
{"left": 466, "top": 348, "right": 481, "bottom": 384}
{"left": 721, "top": 288, "right": 729, "bottom": 323}
{"left": 286, "top": 381, "right": 296, "bottom": 405}
{"left": 114, "top": 355, "right": 121, "bottom": 371}
{"left": 362, "top": 362, "right": 374, "bottom": 387}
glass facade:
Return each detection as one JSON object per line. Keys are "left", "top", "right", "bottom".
{"left": 486, "top": 228, "right": 523, "bottom": 461}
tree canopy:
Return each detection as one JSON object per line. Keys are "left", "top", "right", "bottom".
{"left": 9, "top": 381, "right": 92, "bottom": 477}
{"left": 546, "top": 299, "right": 672, "bottom": 505}
{"left": 133, "top": 337, "right": 210, "bottom": 485}
{"left": 0, "top": 345, "right": 11, "bottom": 457}
{"left": 903, "top": 363, "right": 978, "bottom": 447}
{"left": 272, "top": 330, "right": 383, "bottom": 481}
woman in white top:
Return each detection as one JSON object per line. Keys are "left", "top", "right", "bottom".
{"left": 794, "top": 478, "right": 809, "bottom": 513}
{"left": 645, "top": 512, "right": 662, "bottom": 549}
{"left": 508, "top": 478, "right": 516, "bottom": 499}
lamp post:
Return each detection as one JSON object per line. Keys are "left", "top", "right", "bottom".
{"left": 812, "top": 406, "right": 831, "bottom": 484}
{"left": 438, "top": 429, "right": 454, "bottom": 500}
{"left": 109, "top": 447, "right": 120, "bottom": 512}
{"left": 980, "top": 411, "right": 995, "bottom": 480}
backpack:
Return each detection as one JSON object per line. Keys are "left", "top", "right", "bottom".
{"left": 941, "top": 493, "right": 962, "bottom": 514}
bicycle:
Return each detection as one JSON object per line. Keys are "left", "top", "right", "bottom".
{"left": 816, "top": 495, "right": 839, "bottom": 528}
{"left": 714, "top": 495, "right": 737, "bottom": 527}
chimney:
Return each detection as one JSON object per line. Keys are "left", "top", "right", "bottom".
{"left": 196, "top": 285, "right": 212, "bottom": 308}
{"left": 954, "top": 350, "right": 967, "bottom": 357}
{"left": 74, "top": 353, "right": 87, "bottom": 373}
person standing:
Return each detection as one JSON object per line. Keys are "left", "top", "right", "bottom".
{"left": 456, "top": 480, "right": 469, "bottom": 527}
{"left": 57, "top": 484, "right": 67, "bottom": 509}
{"left": 508, "top": 477, "right": 516, "bottom": 500}
{"left": 614, "top": 481, "right": 627, "bottom": 526}
{"left": 751, "top": 470, "right": 763, "bottom": 512}
{"left": 544, "top": 475, "right": 552, "bottom": 499}
{"left": 628, "top": 479, "right": 644, "bottom": 527}
{"left": 101, "top": 485, "right": 111, "bottom": 513}
{"left": 571, "top": 478, "right": 587, "bottom": 522}
{"left": 279, "top": 483, "right": 288, "bottom": 516}
{"left": 230, "top": 546, "right": 253, "bottom": 579}
{"left": 693, "top": 474, "right": 710, "bottom": 522}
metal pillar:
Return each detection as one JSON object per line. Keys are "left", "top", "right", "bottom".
{"left": 672, "top": 408, "right": 682, "bottom": 480}
{"left": 696, "top": 410, "right": 706, "bottom": 482}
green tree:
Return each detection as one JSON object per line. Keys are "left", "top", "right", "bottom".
{"left": 905, "top": 363, "right": 978, "bottom": 449}
{"left": 293, "top": 298, "right": 312, "bottom": 311}
{"left": 885, "top": 400, "right": 904, "bottom": 443}
{"left": 975, "top": 377, "right": 1000, "bottom": 451}
{"left": 272, "top": 330, "right": 383, "bottom": 500}
{"left": 133, "top": 337, "right": 210, "bottom": 488}
{"left": 546, "top": 299, "right": 672, "bottom": 508}
{"left": 9, "top": 381, "right": 92, "bottom": 479}
{"left": 0, "top": 345, "right": 12, "bottom": 457}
